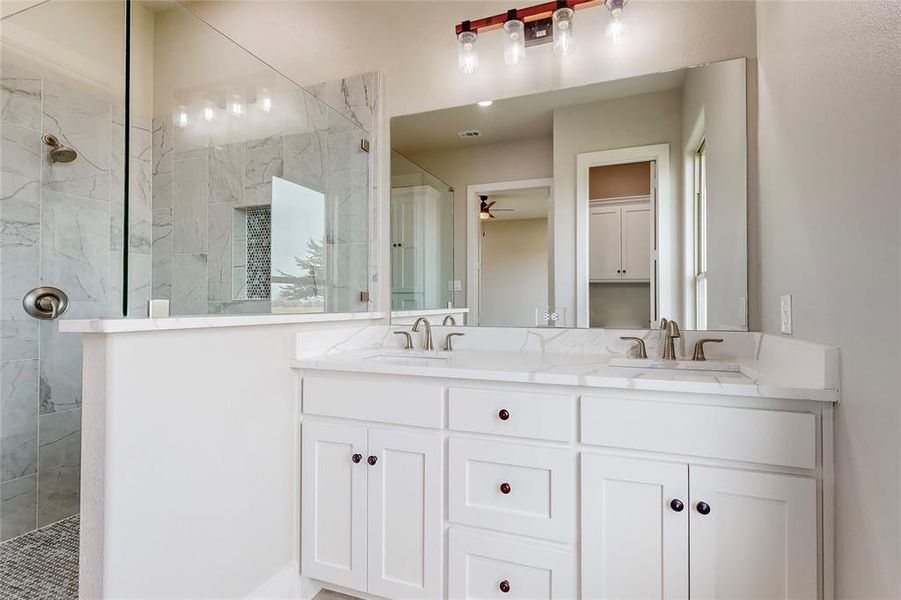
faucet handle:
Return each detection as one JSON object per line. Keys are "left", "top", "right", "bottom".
{"left": 692, "top": 338, "right": 723, "bottom": 361}
{"left": 443, "top": 332, "right": 465, "bottom": 352}
{"left": 620, "top": 336, "right": 648, "bottom": 359}
{"left": 393, "top": 330, "right": 414, "bottom": 350}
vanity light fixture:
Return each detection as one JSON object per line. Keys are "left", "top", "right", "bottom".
{"left": 552, "top": 1, "right": 575, "bottom": 56}
{"left": 258, "top": 88, "right": 273, "bottom": 113}
{"left": 455, "top": 0, "right": 631, "bottom": 73}
{"left": 202, "top": 100, "right": 215, "bottom": 123}
{"left": 503, "top": 9, "right": 526, "bottom": 65}
{"left": 174, "top": 105, "right": 188, "bottom": 128}
{"left": 477, "top": 100, "right": 494, "bottom": 107}
{"left": 227, "top": 93, "right": 245, "bottom": 117}
{"left": 604, "top": 0, "right": 629, "bottom": 45}
{"left": 457, "top": 21, "right": 479, "bottom": 75}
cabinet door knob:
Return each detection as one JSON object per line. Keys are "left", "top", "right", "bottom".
{"left": 696, "top": 501, "right": 711, "bottom": 515}
{"left": 499, "top": 580, "right": 510, "bottom": 593}
{"left": 499, "top": 482, "right": 511, "bottom": 494}
{"left": 498, "top": 409, "right": 510, "bottom": 421}
{"left": 351, "top": 453, "right": 362, "bottom": 464}
{"left": 670, "top": 498, "right": 684, "bottom": 512}
{"left": 368, "top": 455, "right": 378, "bottom": 466}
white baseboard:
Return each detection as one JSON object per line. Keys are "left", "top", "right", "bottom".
{"left": 247, "top": 562, "right": 301, "bottom": 600}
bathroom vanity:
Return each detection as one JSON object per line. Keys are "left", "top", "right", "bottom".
{"left": 293, "top": 326, "right": 838, "bottom": 600}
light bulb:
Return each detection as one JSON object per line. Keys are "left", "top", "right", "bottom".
{"left": 227, "top": 93, "right": 245, "bottom": 116}
{"left": 202, "top": 101, "right": 215, "bottom": 123}
{"left": 457, "top": 30, "right": 479, "bottom": 75}
{"left": 605, "top": 17, "right": 627, "bottom": 46}
{"left": 552, "top": 6, "right": 575, "bottom": 56}
{"left": 477, "top": 100, "right": 493, "bottom": 107}
{"left": 174, "top": 105, "right": 188, "bottom": 128}
{"left": 503, "top": 15, "right": 525, "bottom": 66}
{"left": 258, "top": 88, "right": 273, "bottom": 113}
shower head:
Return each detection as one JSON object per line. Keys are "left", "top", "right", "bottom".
{"left": 42, "top": 134, "right": 78, "bottom": 163}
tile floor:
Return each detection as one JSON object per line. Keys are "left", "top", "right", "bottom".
{"left": 0, "top": 515, "right": 79, "bottom": 600}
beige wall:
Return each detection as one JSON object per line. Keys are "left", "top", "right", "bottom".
{"left": 553, "top": 88, "right": 684, "bottom": 325}
{"left": 589, "top": 282, "right": 651, "bottom": 328}
{"left": 480, "top": 218, "right": 549, "bottom": 327}
{"left": 407, "top": 136, "right": 553, "bottom": 306}
{"left": 681, "top": 58, "right": 748, "bottom": 330}
{"left": 756, "top": 1, "right": 901, "bottom": 597}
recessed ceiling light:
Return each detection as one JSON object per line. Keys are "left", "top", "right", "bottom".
{"left": 477, "top": 100, "right": 494, "bottom": 107}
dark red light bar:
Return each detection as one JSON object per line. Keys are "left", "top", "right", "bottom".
{"left": 455, "top": 0, "right": 600, "bottom": 35}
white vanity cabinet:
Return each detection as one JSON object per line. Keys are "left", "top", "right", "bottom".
{"left": 581, "top": 456, "right": 817, "bottom": 600}
{"left": 301, "top": 420, "right": 443, "bottom": 599}
{"left": 298, "top": 371, "right": 832, "bottom": 600}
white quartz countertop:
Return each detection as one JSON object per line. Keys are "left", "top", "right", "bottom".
{"left": 59, "top": 311, "right": 386, "bottom": 333}
{"left": 292, "top": 348, "right": 839, "bottom": 402}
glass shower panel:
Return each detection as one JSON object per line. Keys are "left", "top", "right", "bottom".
{"left": 0, "top": 0, "right": 126, "bottom": 539}
{"left": 133, "top": 1, "right": 372, "bottom": 317}
{"left": 389, "top": 151, "right": 454, "bottom": 311}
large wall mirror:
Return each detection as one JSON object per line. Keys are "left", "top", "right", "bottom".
{"left": 390, "top": 57, "right": 749, "bottom": 331}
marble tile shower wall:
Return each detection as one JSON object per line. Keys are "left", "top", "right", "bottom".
{"left": 0, "top": 61, "right": 148, "bottom": 540}
{"left": 151, "top": 72, "right": 378, "bottom": 316}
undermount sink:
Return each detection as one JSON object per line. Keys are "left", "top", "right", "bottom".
{"left": 609, "top": 357, "right": 742, "bottom": 373}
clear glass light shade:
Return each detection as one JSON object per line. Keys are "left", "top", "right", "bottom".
{"left": 258, "top": 88, "right": 273, "bottom": 113}
{"left": 605, "top": 18, "right": 627, "bottom": 46}
{"left": 202, "top": 101, "right": 215, "bottom": 123}
{"left": 503, "top": 19, "right": 525, "bottom": 65}
{"left": 227, "top": 94, "right": 245, "bottom": 116}
{"left": 457, "top": 30, "right": 479, "bottom": 75}
{"left": 173, "top": 105, "right": 188, "bottom": 128}
{"left": 552, "top": 7, "right": 575, "bottom": 56}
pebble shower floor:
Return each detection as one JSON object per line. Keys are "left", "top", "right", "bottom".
{"left": 0, "top": 516, "right": 79, "bottom": 600}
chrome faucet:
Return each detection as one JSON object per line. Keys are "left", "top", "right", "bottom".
{"left": 442, "top": 315, "right": 457, "bottom": 326}
{"left": 660, "top": 318, "right": 681, "bottom": 360}
{"left": 412, "top": 317, "right": 434, "bottom": 351}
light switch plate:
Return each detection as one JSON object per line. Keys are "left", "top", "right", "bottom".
{"left": 780, "top": 294, "right": 792, "bottom": 335}
{"left": 448, "top": 280, "right": 462, "bottom": 292}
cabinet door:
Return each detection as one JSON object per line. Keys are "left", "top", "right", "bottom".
{"left": 301, "top": 421, "right": 368, "bottom": 591}
{"left": 589, "top": 206, "right": 622, "bottom": 280}
{"left": 581, "top": 454, "right": 688, "bottom": 600}
{"left": 689, "top": 466, "right": 817, "bottom": 600}
{"left": 367, "top": 428, "right": 443, "bottom": 599}
{"left": 621, "top": 204, "right": 651, "bottom": 280}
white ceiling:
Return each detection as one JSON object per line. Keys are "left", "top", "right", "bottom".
{"left": 392, "top": 68, "right": 687, "bottom": 155}
{"left": 482, "top": 187, "right": 550, "bottom": 221}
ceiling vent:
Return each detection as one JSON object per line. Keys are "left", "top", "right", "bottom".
{"left": 457, "top": 129, "right": 481, "bottom": 139}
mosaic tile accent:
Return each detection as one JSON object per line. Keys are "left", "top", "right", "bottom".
{"left": 245, "top": 207, "right": 271, "bottom": 299}
{"left": 0, "top": 515, "right": 79, "bottom": 600}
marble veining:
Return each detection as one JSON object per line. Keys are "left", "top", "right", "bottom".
{"left": 293, "top": 325, "right": 840, "bottom": 402}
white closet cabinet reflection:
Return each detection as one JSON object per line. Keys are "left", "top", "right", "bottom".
{"left": 582, "top": 456, "right": 817, "bottom": 600}
{"left": 588, "top": 201, "right": 651, "bottom": 282}
{"left": 301, "top": 421, "right": 442, "bottom": 599}
{"left": 390, "top": 186, "right": 442, "bottom": 310}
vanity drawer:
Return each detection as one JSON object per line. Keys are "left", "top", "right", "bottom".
{"left": 448, "top": 528, "right": 576, "bottom": 600}
{"left": 449, "top": 387, "right": 575, "bottom": 442}
{"left": 448, "top": 438, "right": 576, "bottom": 542}
{"left": 581, "top": 396, "right": 817, "bottom": 469}
{"left": 303, "top": 375, "right": 444, "bottom": 428}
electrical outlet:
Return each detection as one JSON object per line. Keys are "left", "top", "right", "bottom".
{"left": 738, "top": 296, "right": 748, "bottom": 329}
{"left": 780, "top": 294, "right": 792, "bottom": 335}
{"left": 448, "top": 280, "right": 462, "bottom": 292}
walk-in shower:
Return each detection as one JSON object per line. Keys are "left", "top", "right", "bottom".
{"left": 0, "top": 0, "right": 375, "bottom": 549}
